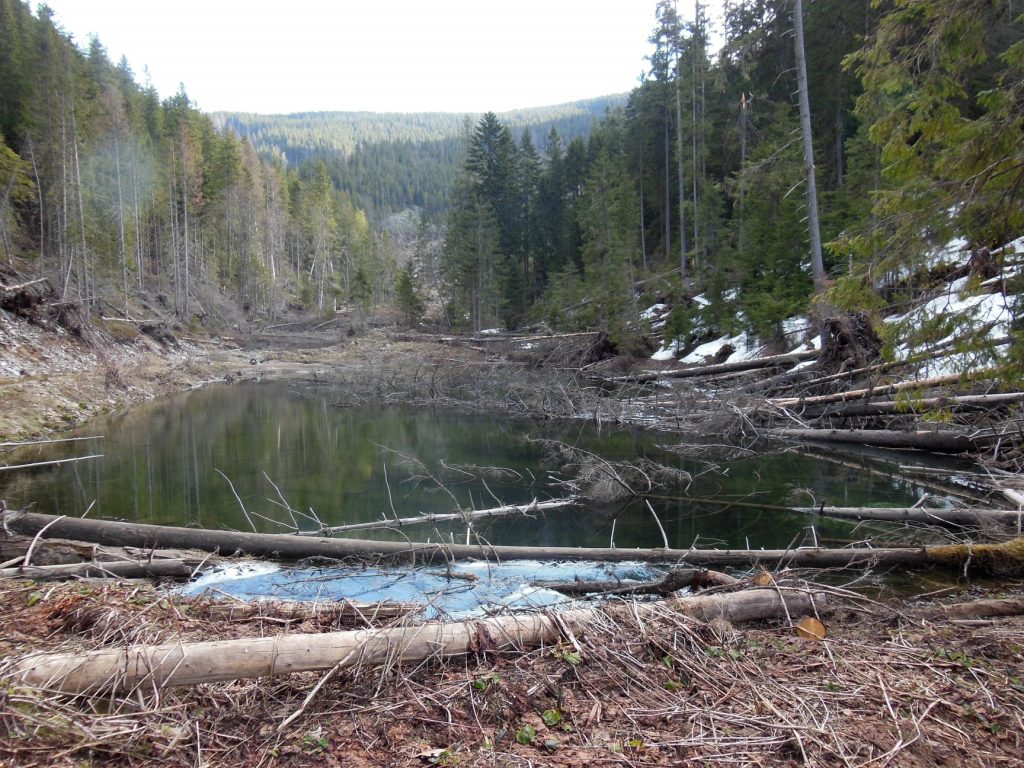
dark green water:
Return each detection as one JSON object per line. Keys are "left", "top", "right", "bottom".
{"left": 0, "top": 381, "right": 931, "bottom": 551}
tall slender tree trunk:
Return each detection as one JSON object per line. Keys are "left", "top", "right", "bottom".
{"left": 738, "top": 93, "right": 750, "bottom": 255}
{"left": 131, "top": 155, "right": 143, "bottom": 290}
{"left": 793, "top": 0, "right": 827, "bottom": 322}
{"left": 70, "top": 101, "right": 90, "bottom": 322}
{"left": 638, "top": 151, "right": 648, "bottom": 271}
{"left": 675, "top": 53, "right": 688, "bottom": 282}
{"left": 25, "top": 139, "right": 44, "bottom": 263}
{"left": 59, "top": 104, "right": 71, "bottom": 299}
{"left": 113, "top": 125, "right": 128, "bottom": 310}
{"left": 690, "top": 23, "right": 700, "bottom": 272}
{"left": 180, "top": 135, "right": 190, "bottom": 318}
{"left": 663, "top": 104, "right": 671, "bottom": 261}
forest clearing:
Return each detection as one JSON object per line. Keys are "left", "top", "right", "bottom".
{"left": 3, "top": 0, "right": 1024, "bottom": 764}
{"left": 1, "top": 302, "right": 1023, "bottom": 766}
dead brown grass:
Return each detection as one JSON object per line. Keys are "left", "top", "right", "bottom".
{"left": 1, "top": 579, "right": 1023, "bottom": 767}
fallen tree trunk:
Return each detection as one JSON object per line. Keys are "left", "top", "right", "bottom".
{"left": 7, "top": 512, "right": 1024, "bottom": 574}
{"left": 304, "top": 498, "right": 577, "bottom": 536}
{"left": 796, "top": 505, "right": 1024, "bottom": 529}
{"left": 916, "top": 598, "right": 1024, "bottom": 621}
{"left": 770, "top": 370, "right": 996, "bottom": 408}
{"left": 767, "top": 427, "right": 986, "bottom": 453}
{"left": 802, "top": 392, "right": 1024, "bottom": 419}
{"left": 609, "top": 349, "right": 818, "bottom": 384}
{"left": 197, "top": 598, "right": 421, "bottom": 623}
{"left": 534, "top": 567, "right": 740, "bottom": 596}
{"left": 0, "top": 558, "right": 199, "bottom": 581}
{"left": 8, "top": 587, "right": 825, "bottom": 694}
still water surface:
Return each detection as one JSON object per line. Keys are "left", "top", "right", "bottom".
{"left": 1, "top": 382, "right": 939, "bottom": 610}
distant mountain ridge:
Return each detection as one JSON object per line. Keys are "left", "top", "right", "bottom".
{"left": 212, "top": 95, "right": 627, "bottom": 216}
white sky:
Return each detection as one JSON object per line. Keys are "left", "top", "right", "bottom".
{"left": 40, "top": 1, "right": 717, "bottom": 115}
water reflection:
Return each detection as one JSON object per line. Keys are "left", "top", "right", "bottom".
{"left": 1, "top": 381, "right": 933, "bottom": 549}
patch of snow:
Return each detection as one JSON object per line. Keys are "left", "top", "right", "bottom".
{"left": 692, "top": 293, "right": 711, "bottom": 307}
{"left": 640, "top": 303, "right": 668, "bottom": 321}
{"left": 479, "top": 328, "right": 501, "bottom": 335}
{"left": 723, "top": 288, "right": 739, "bottom": 302}
{"left": 680, "top": 332, "right": 763, "bottom": 364}
{"left": 520, "top": 342, "right": 534, "bottom": 350}
{"left": 927, "top": 236, "right": 969, "bottom": 269}
{"left": 651, "top": 339, "right": 682, "bottom": 361}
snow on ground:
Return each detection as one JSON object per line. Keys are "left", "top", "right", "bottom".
{"left": 640, "top": 303, "right": 667, "bottom": 322}
{"left": 652, "top": 339, "right": 682, "bottom": 361}
{"left": 679, "top": 331, "right": 762, "bottom": 364}
{"left": 886, "top": 234, "right": 1021, "bottom": 376}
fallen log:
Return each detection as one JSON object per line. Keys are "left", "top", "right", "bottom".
{"left": 197, "top": 598, "right": 421, "bottom": 624}
{"left": 767, "top": 427, "right": 986, "bottom": 453}
{"left": 534, "top": 567, "right": 740, "bottom": 596}
{"left": 0, "top": 559, "right": 199, "bottom": 581}
{"left": 916, "top": 598, "right": 1024, "bottom": 621}
{"left": 7, "top": 587, "right": 825, "bottom": 694}
{"left": 8, "top": 512, "right": 1024, "bottom": 574}
{"left": 608, "top": 349, "right": 819, "bottom": 384}
{"left": 803, "top": 392, "right": 1024, "bottom": 419}
{"left": 770, "top": 370, "right": 996, "bottom": 408}
{"left": 796, "top": 505, "right": 1024, "bottom": 529}
{"left": 303, "top": 497, "right": 578, "bottom": 536}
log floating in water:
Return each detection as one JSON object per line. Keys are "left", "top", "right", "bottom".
{"left": 796, "top": 505, "right": 1024, "bottom": 528}
{"left": 767, "top": 427, "right": 989, "bottom": 453}
{"left": 304, "top": 497, "right": 578, "bottom": 536}
{"left": 8, "top": 587, "right": 825, "bottom": 694}
{"left": 7, "top": 512, "right": 1024, "bottom": 574}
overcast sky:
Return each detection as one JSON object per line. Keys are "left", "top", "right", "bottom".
{"left": 39, "top": 1, "right": 719, "bottom": 115}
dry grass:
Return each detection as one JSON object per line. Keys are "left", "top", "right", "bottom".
{"left": 1, "top": 579, "right": 1023, "bottom": 767}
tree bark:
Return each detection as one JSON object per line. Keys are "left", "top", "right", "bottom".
{"left": 797, "top": 505, "right": 1024, "bottom": 528}
{"left": 767, "top": 427, "right": 987, "bottom": 453}
{"left": 304, "top": 498, "right": 577, "bottom": 536}
{"left": 0, "top": 558, "right": 197, "bottom": 581}
{"left": 770, "top": 370, "right": 994, "bottom": 408}
{"left": 916, "top": 598, "right": 1024, "bottom": 621}
{"left": 610, "top": 349, "right": 818, "bottom": 383}
{"left": 535, "top": 567, "right": 739, "bottom": 597}
{"left": 8, "top": 587, "right": 825, "bottom": 694}
{"left": 802, "top": 392, "right": 1024, "bottom": 419}
{"left": 7, "top": 512, "right": 1024, "bottom": 573}
{"left": 792, "top": 0, "right": 827, "bottom": 335}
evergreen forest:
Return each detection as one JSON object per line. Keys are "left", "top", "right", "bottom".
{"left": 1, "top": 0, "right": 1022, "bottom": 361}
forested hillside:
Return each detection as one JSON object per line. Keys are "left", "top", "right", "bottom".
{"left": 0, "top": 0, "right": 400, "bottom": 326}
{"left": 214, "top": 98, "right": 624, "bottom": 216}
{"left": 1, "top": 0, "right": 1021, "bottom": 354}
{"left": 441, "top": 0, "right": 1024, "bottom": 364}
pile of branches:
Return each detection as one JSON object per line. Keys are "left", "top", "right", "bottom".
{"left": 0, "top": 271, "right": 83, "bottom": 336}
{"left": 1, "top": 578, "right": 1023, "bottom": 766}
{"left": 591, "top": 311, "right": 1024, "bottom": 466}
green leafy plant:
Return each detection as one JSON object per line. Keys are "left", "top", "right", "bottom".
{"left": 541, "top": 709, "right": 562, "bottom": 727}
{"left": 515, "top": 725, "right": 536, "bottom": 745}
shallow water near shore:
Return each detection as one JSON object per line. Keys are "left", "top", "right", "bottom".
{"left": 1, "top": 380, "right": 962, "bottom": 603}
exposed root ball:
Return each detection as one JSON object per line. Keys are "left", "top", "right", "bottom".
{"left": 820, "top": 311, "right": 882, "bottom": 375}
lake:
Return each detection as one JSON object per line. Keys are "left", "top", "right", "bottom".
{"left": 0, "top": 381, "right": 947, "bottom": 610}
